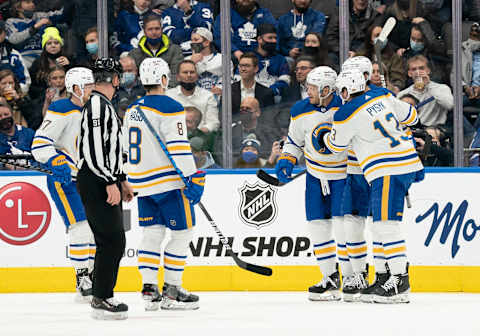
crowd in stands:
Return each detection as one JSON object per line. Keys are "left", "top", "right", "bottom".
{"left": 2, "top": 0, "right": 480, "bottom": 168}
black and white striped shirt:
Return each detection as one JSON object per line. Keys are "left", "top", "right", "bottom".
{"left": 78, "top": 91, "right": 124, "bottom": 185}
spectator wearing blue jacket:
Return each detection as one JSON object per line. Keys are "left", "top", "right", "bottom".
{"left": 0, "top": 101, "right": 34, "bottom": 157}
{"left": 6, "top": 0, "right": 65, "bottom": 68}
{"left": 277, "top": 0, "right": 326, "bottom": 59}
{"left": 112, "top": 0, "right": 159, "bottom": 54}
{"left": 0, "top": 21, "right": 30, "bottom": 94}
{"left": 213, "top": 0, "right": 276, "bottom": 61}
{"left": 162, "top": 0, "right": 213, "bottom": 56}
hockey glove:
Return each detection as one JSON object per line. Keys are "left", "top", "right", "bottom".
{"left": 46, "top": 155, "right": 71, "bottom": 185}
{"left": 183, "top": 170, "right": 206, "bottom": 205}
{"left": 275, "top": 154, "right": 297, "bottom": 184}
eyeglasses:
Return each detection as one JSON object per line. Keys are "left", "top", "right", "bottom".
{"left": 295, "top": 66, "right": 313, "bottom": 72}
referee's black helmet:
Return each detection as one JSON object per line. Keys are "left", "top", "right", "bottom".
{"left": 92, "top": 57, "right": 123, "bottom": 84}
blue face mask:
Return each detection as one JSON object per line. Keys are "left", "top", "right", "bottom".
{"left": 86, "top": 42, "right": 98, "bottom": 55}
{"left": 242, "top": 151, "right": 258, "bottom": 163}
{"left": 373, "top": 37, "right": 388, "bottom": 50}
{"left": 410, "top": 40, "right": 424, "bottom": 52}
{"left": 146, "top": 37, "right": 163, "bottom": 46}
{"left": 121, "top": 72, "right": 136, "bottom": 86}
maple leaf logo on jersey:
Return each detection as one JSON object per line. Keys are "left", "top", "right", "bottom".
{"left": 238, "top": 182, "right": 278, "bottom": 229}
{"left": 291, "top": 21, "right": 307, "bottom": 39}
{"left": 238, "top": 22, "right": 257, "bottom": 46}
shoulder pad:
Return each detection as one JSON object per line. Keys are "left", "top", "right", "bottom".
{"left": 290, "top": 98, "right": 314, "bottom": 120}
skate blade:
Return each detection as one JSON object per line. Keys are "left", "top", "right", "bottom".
{"left": 373, "top": 293, "right": 410, "bottom": 304}
{"left": 342, "top": 293, "right": 362, "bottom": 302}
{"left": 359, "top": 294, "right": 375, "bottom": 303}
{"left": 160, "top": 298, "right": 199, "bottom": 310}
{"left": 91, "top": 309, "right": 128, "bottom": 320}
{"left": 308, "top": 291, "right": 341, "bottom": 302}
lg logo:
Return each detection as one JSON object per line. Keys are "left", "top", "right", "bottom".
{"left": 0, "top": 182, "right": 51, "bottom": 245}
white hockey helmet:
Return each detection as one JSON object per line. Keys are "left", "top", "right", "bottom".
{"left": 342, "top": 56, "right": 373, "bottom": 81}
{"left": 306, "top": 66, "right": 337, "bottom": 96}
{"left": 335, "top": 69, "right": 366, "bottom": 101}
{"left": 139, "top": 57, "right": 170, "bottom": 89}
{"left": 65, "top": 67, "right": 94, "bottom": 99}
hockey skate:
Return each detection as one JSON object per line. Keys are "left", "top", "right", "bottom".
{"left": 142, "top": 284, "right": 162, "bottom": 311}
{"left": 360, "top": 271, "right": 390, "bottom": 303}
{"left": 91, "top": 296, "right": 128, "bottom": 320}
{"left": 75, "top": 269, "right": 92, "bottom": 303}
{"left": 308, "top": 271, "right": 341, "bottom": 301}
{"left": 372, "top": 266, "right": 410, "bottom": 304}
{"left": 161, "top": 283, "right": 199, "bottom": 310}
{"left": 342, "top": 270, "right": 368, "bottom": 302}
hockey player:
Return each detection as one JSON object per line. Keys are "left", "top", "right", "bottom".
{"left": 317, "top": 69, "right": 422, "bottom": 303}
{"left": 275, "top": 66, "right": 350, "bottom": 301}
{"left": 124, "top": 57, "right": 205, "bottom": 311}
{"left": 31, "top": 67, "right": 96, "bottom": 302}
{"left": 162, "top": 0, "right": 213, "bottom": 56}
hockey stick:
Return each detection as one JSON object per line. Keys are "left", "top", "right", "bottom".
{"left": 256, "top": 169, "right": 306, "bottom": 187}
{"left": 374, "top": 17, "right": 396, "bottom": 88}
{"left": 0, "top": 154, "right": 54, "bottom": 174}
{"left": 134, "top": 106, "right": 272, "bottom": 276}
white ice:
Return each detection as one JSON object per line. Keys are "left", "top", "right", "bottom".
{"left": 0, "top": 292, "right": 478, "bottom": 336}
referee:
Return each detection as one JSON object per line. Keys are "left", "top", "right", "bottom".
{"left": 77, "top": 58, "right": 134, "bottom": 320}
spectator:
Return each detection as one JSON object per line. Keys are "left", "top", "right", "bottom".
{"left": 29, "top": 27, "right": 70, "bottom": 101}
{"left": 231, "top": 52, "right": 274, "bottom": 116}
{"left": 232, "top": 96, "right": 280, "bottom": 160}
{"left": 213, "top": 0, "right": 276, "bottom": 61}
{"left": 151, "top": 0, "right": 175, "bottom": 13}
{"left": 370, "top": 61, "right": 397, "bottom": 92}
{"left": 114, "top": 54, "right": 146, "bottom": 119}
{"left": 185, "top": 105, "right": 216, "bottom": 153}
{"left": 458, "top": 22, "right": 480, "bottom": 109}
{"left": 167, "top": 60, "right": 219, "bottom": 132}
{"left": 355, "top": 23, "right": 406, "bottom": 92}
{"left": 264, "top": 137, "right": 284, "bottom": 168}
{"left": 113, "top": 0, "right": 157, "bottom": 54}
{"left": 413, "top": 125, "right": 453, "bottom": 166}
{"left": 277, "top": 0, "right": 327, "bottom": 59}
{"left": 190, "top": 136, "right": 221, "bottom": 169}
{"left": 0, "top": 69, "right": 38, "bottom": 128}
{"left": 81, "top": 27, "right": 100, "bottom": 66}
{"left": 187, "top": 27, "right": 231, "bottom": 98}
{"left": 299, "top": 32, "right": 336, "bottom": 70}
{"left": 162, "top": 0, "right": 214, "bottom": 56}
{"left": 6, "top": 0, "right": 65, "bottom": 68}
{"left": 0, "top": 20, "right": 30, "bottom": 94}
{"left": 326, "top": 0, "right": 384, "bottom": 56}
{"left": 285, "top": 55, "right": 315, "bottom": 102}
{"left": 40, "top": 65, "right": 67, "bottom": 117}
{"left": 384, "top": 0, "right": 417, "bottom": 52}
{"left": 399, "top": 19, "right": 447, "bottom": 83}
{"left": 129, "top": 14, "right": 184, "bottom": 87}
{"left": 234, "top": 134, "right": 268, "bottom": 168}
{"left": 251, "top": 23, "right": 291, "bottom": 102}
{"left": 398, "top": 55, "right": 453, "bottom": 127}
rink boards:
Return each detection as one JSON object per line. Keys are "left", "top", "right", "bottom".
{"left": 0, "top": 169, "right": 479, "bottom": 293}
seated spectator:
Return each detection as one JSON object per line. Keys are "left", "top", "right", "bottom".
{"left": 185, "top": 105, "right": 216, "bottom": 153}
{"left": 0, "top": 69, "right": 39, "bottom": 128}
{"left": 40, "top": 66, "right": 67, "bottom": 117}
{"left": 298, "top": 32, "right": 336, "bottom": 70}
{"left": 81, "top": 27, "right": 100, "bottom": 66}
{"left": 6, "top": 0, "right": 65, "bottom": 68}
{"left": 355, "top": 23, "right": 406, "bottom": 92}
{"left": 0, "top": 20, "right": 30, "bottom": 94}
{"left": 29, "top": 27, "right": 71, "bottom": 101}
{"left": 187, "top": 27, "right": 231, "bottom": 98}
{"left": 384, "top": 0, "right": 417, "bottom": 52}
{"left": 326, "top": 0, "right": 384, "bottom": 56}
{"left": 190, "top": 136, "right": 221, "bottom": 169}
{"left": 231, "top": 52, "right": 274, "bottom": 116}
{"left": 113, "top": 0, "right": 158, "bottom": 54}
{"left": 264, "top": 137, "right": 284, "bottom": 168}
{"left": 167, "top": 60, "right": 219, "bottom": 132}
{"left": 277, "top": 0, "right": 326, "bottom": 59}
{"left": 213, "top": 0, "right": 276, "bottom": 62}
{"left": 284, "top": 55, "right": 315, "bottom": 102}
{"left": 233, "top": 134, "right": 268, "bottom": 168}
{"left": 151, "top": 0, "right": 175, "bottom": 14}
{"left": 413, "top": 125, "right": 453, "bottom": 166}
{"left": 457, "top": 22, "right": 480, "bottom": 109}
{"left": 250, "top": 23, "right": 291, "bottom": 102}
{"left": 400, "top": 19, "right": 447, "bottom": 83}
{"left": 0, "top": 101, "right": 34, "bottom": 156}
{"left": 114, "top": 54, "right": 146, "bottom": 118}
{"left": 162, "top": 0, "right": 214, "bottom": 56}
{"left": 129, "top": 14, "right": 184, "bottom": 87}
{"left": 398, "top": 55, "right": 453, "bottom": 126}
{"left": 370, "top": 61, "right": 398, "bottom": 93}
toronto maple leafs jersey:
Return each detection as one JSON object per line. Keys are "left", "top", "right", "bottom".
{"left": 112, "top": 9, "right": 157, "bottom": 53}
{"left": 124, "top": 95, "right": 196, "bottom": 197}
{"left": 252, "top": 52, "right": 291, "bottom": 92}
{"left": 277, "top": 8, "right": 327, "bottom": 56}
{"left": 0, "top": 124, "right": 34, "bottom": 154}
{"left": 213, "top": 6, "right": 276, "bottom": 53}
{"left": 325, "top": 88, "right": 422, "bottom": 183}
{"left": 0, "top": 43, "right": 31, "bottom": 93}
{"left": 31, "top": 99, "right": 83, "bottom": 176}
{"left": 186, "top": 53, "right": 232, "bottom": 90}
{"left": 283, "top": 95, "right": 347, "bottom": 181}
{"left": 162, "top": 1, "right": 213, "bottom": 56}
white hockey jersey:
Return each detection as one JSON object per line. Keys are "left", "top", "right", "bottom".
{"left": 123, "top": 94, "right": 197, "bottom": 197}
{"left": 325, "top": 88, "right": 422, "bottom": 183}
{"left": 186, "top": 53, "right": 232, "bottom": 91}
{"left": 31, "top": 99, "right": 82, "bottom": 176}
{"left": 283, "top": 95, "right": 347, "bottom": 180}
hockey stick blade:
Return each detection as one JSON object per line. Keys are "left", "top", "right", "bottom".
{"left": 256, "top": 169, "right": 306, "bottom": 187}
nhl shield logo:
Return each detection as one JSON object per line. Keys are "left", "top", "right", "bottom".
{"left": 238, "top": 182, "right": 278, "bottom": 229}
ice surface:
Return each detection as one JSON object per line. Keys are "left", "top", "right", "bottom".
{"left": 0, "top": 292, "right": 478, "bottom": 336}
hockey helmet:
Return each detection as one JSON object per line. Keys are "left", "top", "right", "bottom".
{"left": 335, "top": 69, "right": 366, "bottom": 101}
{"left": 139, "top": 58, "right": 170, "bottom": 89}
{"left": 65, "top": 67, "right": 94, "bottom": 100}
{"left": 92, "top": 57, "right": 123, "bottom": 84}
{"left": 306, "top": 66, "right": 337, "bottom": 96}
{"left": 342, "top": 56, "right": 373, "bottom": 81}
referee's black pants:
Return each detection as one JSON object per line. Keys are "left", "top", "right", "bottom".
{"left": 77, "top": 166, "right": 125, "bottom": 299}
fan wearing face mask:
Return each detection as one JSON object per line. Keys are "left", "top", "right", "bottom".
{"left": 113, "top": 55, "right": 146, "bottom": 119}
{"left": 234, "top": 134, "right": 267, "bottom": 168}
{"left": 6, "top": 0, "right": 67, "bottom": 69}
{"left": 458, "top": 22, "right": 480, "bottom": 109}
{"left": 0, "top": 101, "right": 34, "bottom": 162}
